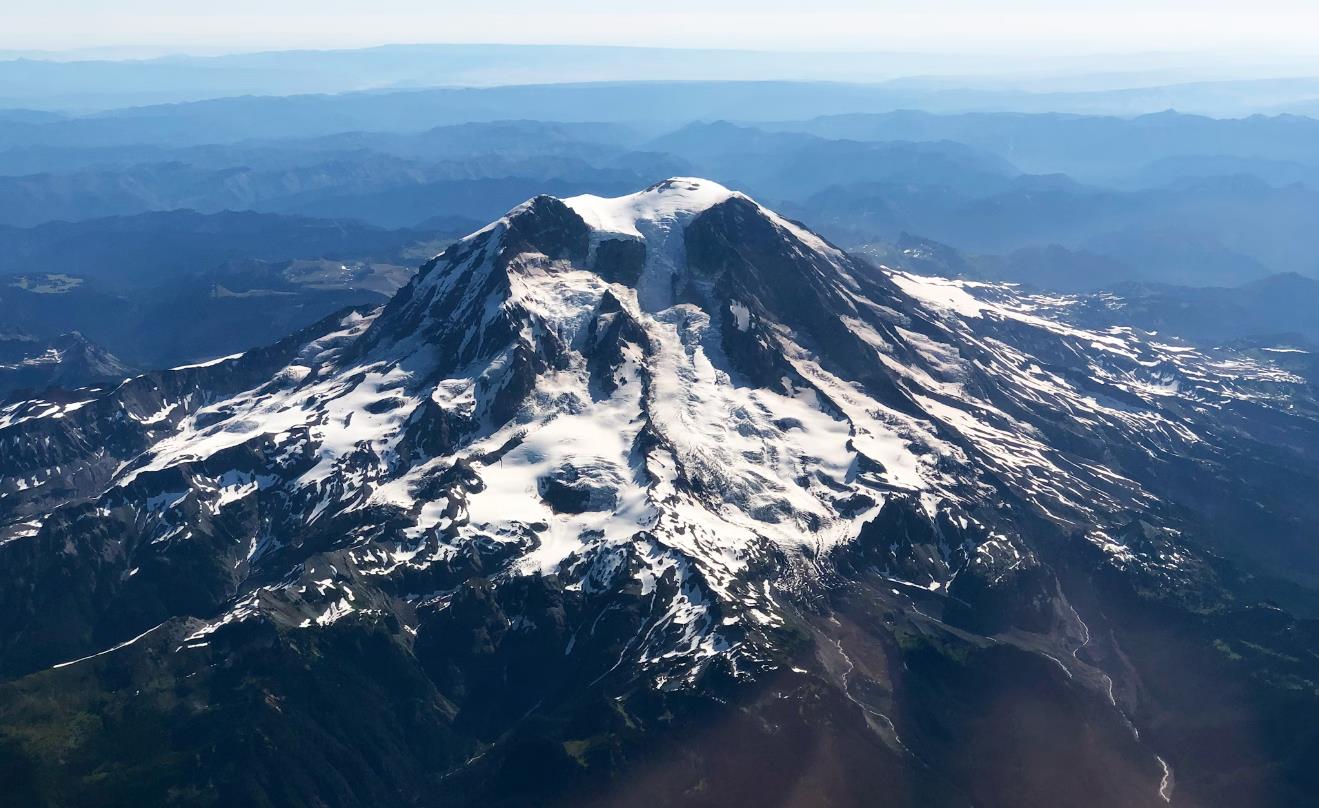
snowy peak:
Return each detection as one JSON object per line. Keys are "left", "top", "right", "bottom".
{"left": 0, "top": 330, "right": 133, "bottom": 396}
{"left": 363, "top": 177, "right": 851, "bottom": 367}
{"left": 4, "top": 177, "right": 1317, "bottom": 725}
{"left": 563, "top": 177, "right": 740, "bottom": 240}
{"left": 4, "top": 179, "right": 1319, "bottom": 806}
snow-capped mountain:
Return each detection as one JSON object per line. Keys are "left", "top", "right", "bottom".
{"left": 0, "top": 330, "right": 131, "bottom": 397}
{"left": 3, "top": 179, "right": 1318, "bottom": 807}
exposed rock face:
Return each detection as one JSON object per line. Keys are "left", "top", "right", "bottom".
{"left": 539, "top": 462, "right": 623, "bottom": 514}
{"left": 2, "top": 179, "right": 1319, "bottom": 807}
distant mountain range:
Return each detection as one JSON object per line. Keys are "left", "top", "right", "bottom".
{"left": 6, "top": 83, "right": 1319, "bottom": 153}
{"left": 0, "top": 210, "right": 461, "bottom": 368}
{"left": 5, "top": 45, "right": 1319, "bottom": 115}
{"left": 3, "top": 113, "right": 1319, "bottom": 286}
{"left": 769, "top": 108, "right": 1319, "bottom": 183}
{"left": 866, "top": 234, "right": 1319, "bottom": 348}
{"left": 791, "top": 176, "right": 1319, "bottom": 283}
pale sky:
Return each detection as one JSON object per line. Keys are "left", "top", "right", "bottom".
{"left": 8, "top": 0, "right": 1319, "bottom": 56}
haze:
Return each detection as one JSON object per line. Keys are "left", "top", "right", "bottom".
{"left": 8, "top": 0, "right": 1319, "bottom": 63}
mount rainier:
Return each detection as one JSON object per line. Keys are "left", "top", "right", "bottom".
{"left": 2, "top": 178, "right": 1318, "bottom": 807}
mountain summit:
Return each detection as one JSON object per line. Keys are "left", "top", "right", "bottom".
{"left": 3, "top": 179, "right": 1319, "bottom": 806}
